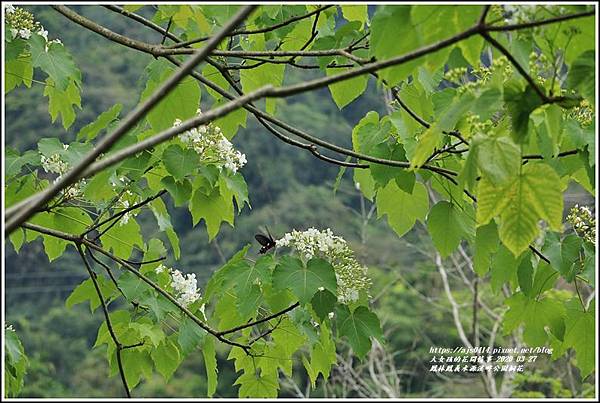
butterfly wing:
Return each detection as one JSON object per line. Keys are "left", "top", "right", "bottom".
{"left": 255, "top": 234, "right": 271, "bottom": 246}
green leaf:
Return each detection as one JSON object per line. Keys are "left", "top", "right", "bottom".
{"left": 353, "top": 167, "right": 376, "bottom": 201}
{"left": 65, "top": 275, "right": 116, "bottom": 313}
{"left": 162, "top": 144, "right": 199, "bottom": 181}
{"left": 303, "top": 322, "right": 337, "bottom": 387}
{"left": 189, "top": 186, "right": 234, "bottom": 241}
{"left": 5, "top": 56, "right": 33, "bottom": 93}
{"left": 427, "top": 201, "right": 473, "bottom": 257}
{"left": 563, "top": 299, "right": 595, "bottom": 378}
{"left": 559, "top": 234, "right": 583, "bottom": 282}
{"left": 77, "top": 104, "right": 122, "bottom": 141}
{"left": 503, "top": 293, "right": 565, "bottom": 346}
{"left": 120, "top": 348, "right": 153, "bottom": 389}
{"left": 30, "top": 34, "right": 80, "bottom": 90}
{"left": 235, "top": 370, "right": 279, "bottom": 398}
{"left": 517, "top": 257, "right": 534, "bottom": 297}
{"left": 100, "top": 217, "right": 144, "bottom": 259}
{"left": 489, "top": 245, "right": 520, "bottom": 293}
{"left": 311, "top": 290, "right": 337, "bottom": 322}
{"left": 220, "top": 173, "right": 250, "bottom": 212}
{"left": 567, "top": 50, "right": 595, "bottom": 106}
{"left": 477, "top": 163, "right": 564, "bottom": 256}
{"left": 5, "top": 329, "right": 29, "bottom": 397}
{"left": 376, "top": 181, "right": 429, "bottom": 237}
{"left": 370, "top": 6, "right": 420, "bottom": 85}
{"left": 43, "top": 78, "right": 81, "bottom": 129}
{"left": 202, "top": 336, "right": 218, "bottom": 397}
{"left": 84, "top": 170, "right": 115, "bottom": 202}
{"left": 504, "top": 82, "right": 544, "bottom": 143}
{"left": 272, "top": 257, "right": 337, "bottom": 304}
{"left": 65, "top": 279, "right": 97, "bottom": 311}
{"left": 141, "top": 61, "right": 201, "bottom": 131}
{"left": 472, "top": 221, "right": 499, "bottom": 276}
{"left": 177, "top": 316, "right": 207, "bottom": 356}
{"left": 240, "top": 62, "right": 285, "bottom": 115}
{"left": 129, "top": 322, "right": 165, "bottom": 347}
{"left": 341, "top": 5, "right": 368, "bottom": 27}
{"left": 336, "top": 305, "right": 384, "bottom": 360}
{"left": 203, "top": 244, "right": 251, "bottom": 301}
{"left": 369, "top": 142, "right": 414, "bottom": 192}
{"left": 474, "top": 134, "right": 520, "bottom": 185}
{"left": 150, "top": 198, "right": 180, "bottom": 259}
{"left": 327, "top": 67, "right": 368, "bottom": 109}
{"left": 119, "top": 271, "right": 150, "bottom": 301}
{"left": 151, "top": 338, "right": 181, "bottom": 382}
{"left": 409, "top": 127, "right": 441, "bottom": 169}
{"left": 160, "top": 176, "right": 192, "bottom": 207}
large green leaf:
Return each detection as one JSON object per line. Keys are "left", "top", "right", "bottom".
{"left": 370, "top": 6, "right": 420, "bottom": 85}
{"left": 504, "top": 82, "right": 544, "bottom": 143}
{"left": 477, "top": 163, "right": 563, "bottom": 256}
{"left": 272, "top": 257, "right": 337, "bottom": 304}
{"left": 202, "top": 336, "right": 218, "bottom": 397}
{"left": 189, "top": 186, "right": 234, "bottom": 241}
{"left": 43, "top": 78, "right": 81, "bottom": 129}
{"left": 472, "top": 221, "right": 499, "bottom": 276}
{"left": 376, "top": 181, "right": 429, "bottom": 237}
{"left": 30, "top": 34, "right": 80, "bottom": 90}
{"left": 336, "top": 305, "right": 383, "bottom": 360}
{"left": 567, "top": 50, "right": 595, "bottom": 106}
{"left": 77, "top": 104, "right": 122, "bottom": 141}
{"left": 150, "top": 338, "right": 181, "bottom": 382}
{"left": 235, "top": 370, "right": 279, "bottom": 398}
{"left": 473, "top": 134, "right": 520, "bottom": 185}
{"left": 303, "top": 323, "right": 337, "bottom": 387}
{"left": 140, "top": 60, "right": 201, "bottom": 131}
{"left": 327, "top": 67, "right": 368, "bottom": 109}
{"left": 563, "top": 299, "right": 595, "bottom": 379}
{"left": 503, "top": 292, "right": 565, "bottom": 346}
{"left": 162, "top": 144, "right": 199, "bottom": 181}
{"left": 427, "top": 201, "right": 473, "bottom": 257}
{"left": 100, "top": 216, "right": 144, "bottom": 259}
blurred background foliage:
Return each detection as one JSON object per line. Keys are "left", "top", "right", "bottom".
{"left": 4, "top": 5, "right": 594, "bottom": 398}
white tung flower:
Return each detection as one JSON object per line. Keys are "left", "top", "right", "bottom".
{"left": 165, "top": 267, "right": 202, "bottom": 307}
{"left": 18, "top": 28, "right": 31, "bottom": 39}
{"left": 174, "top": 111, "right": 246, "bottom": 173}
{"left": 37, "top": 28, "right": 48, "bottom": 40}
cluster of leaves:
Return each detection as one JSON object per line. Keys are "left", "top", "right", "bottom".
{"left": 4, "top": 3, "right": 596, "bottom": 398}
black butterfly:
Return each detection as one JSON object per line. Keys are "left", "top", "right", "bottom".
{"left": 255, "top": 227, "right": 276, "bottom": 254}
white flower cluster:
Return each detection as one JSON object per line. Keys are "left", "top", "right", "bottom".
{"left": 276, "top": 227, "right": 372, "bottom": 304}
{"left": 567, "top": 204, "right": 596, "bottom": 245}
{"left": 110, "top": 176, "right": 139, "bottom": 226}
{"left": 5, "top": 323, "right": 15, "bottom": 332}
{"left": 174, "top": 109, "right": 247, "bottom": 173}
{"left": 155, "top": 264, "right": 202, "bottom": 308}
{"left": 40, "top": 146, "right": 86, "bottom": 200}
{"left": 5, "top": 5, "right": 61, "bottom": 48}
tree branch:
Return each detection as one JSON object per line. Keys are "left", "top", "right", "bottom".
{"left": 76, "top": 244, "right": 131, "bottom": 398}
{"left": 166, "top": 5, "right": 334, "bottom": 49}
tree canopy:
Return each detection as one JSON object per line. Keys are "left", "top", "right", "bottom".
{"left": 3, "top": 3, "right": 596, "bottom": 399}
